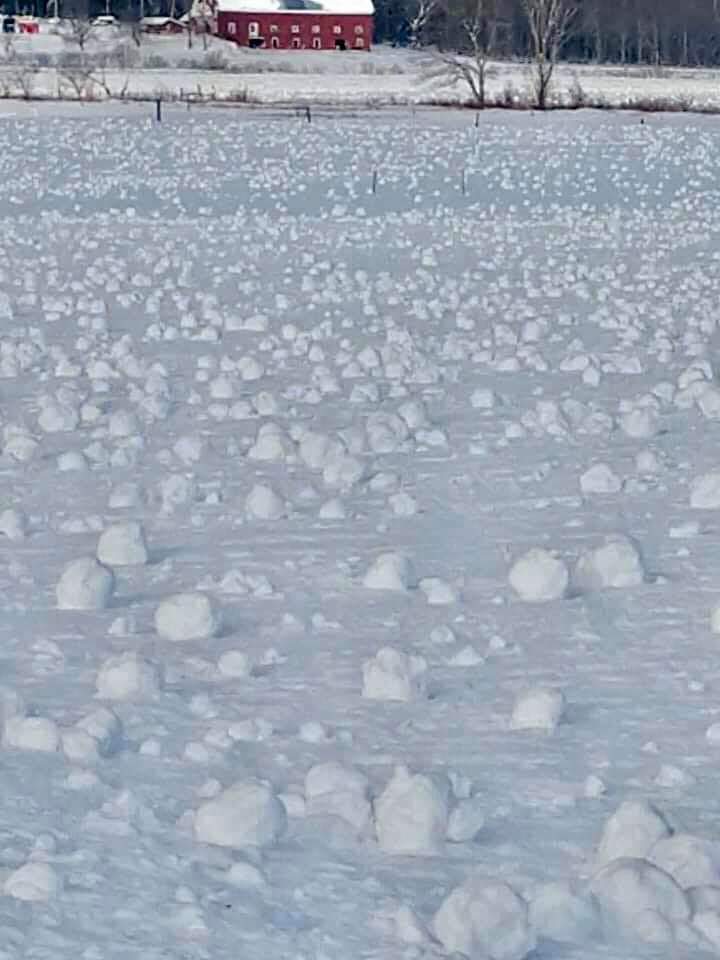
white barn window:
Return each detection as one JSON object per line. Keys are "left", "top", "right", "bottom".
{"left": 333, "top": 24, "right": 341, "bottom": 33}
{"left": 354, "top": 24, "right": 363, "bottom": 33}
{"left": 270, "top": 23, "right": 278, "bottom": 31}
{"left": 291, "top": 23, "right": 300, "bottom": 32}
{"left": 311, "top": 23, "right": 320, "bottom": 32}
{"left": 227, "top": 20, "right": 236, "bottom": 33}
{"left": 312, "top": 36, "right": 321, "bottom": 47}
{"left": 248, "top": 20, "right": 259, "bottom": 36}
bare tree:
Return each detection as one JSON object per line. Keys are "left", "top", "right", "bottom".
{"left": 62, "top": 17, "right": 96, "bottom": 63}
{"left": 408, "top": 0, "right": 442, "bottom": 47}
{"left": 434, "top": 0, "right": 501, "bottom": 107}
{"left": 522, "top": 0, "right": 576, "bottom": 108}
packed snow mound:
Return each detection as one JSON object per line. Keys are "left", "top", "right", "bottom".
{"left": 245, "top": 483, "right": 286, "bottom": 521}
{"left": 4, "top": 862, "right": 60, "bottom": 902}
{"left": 304, "top": 761, "right": 373, "bottom": 837}
{"left": 374, "top": 765, "right": 448, "bottom": 856}
{"left": 194, "top": 779, "right": 287, "bottom": 849}
{"left": 96, "top": 652, "right": 161, "bottom": 701}
{"left": 363, "top": 552, "right": 417, "bottom": 591}
{"left": 154, "top": 593, "right": 221, "bottom": 642}
{"left": 508, "top": 548, "right": 568, "bottom": 603}
{"left": 580, "top": 463, "right": 622, "bottom": 495}
{"left": 64, "top": 706, "right": 122, "bottom": 763}
{"left": 528, "top": 882, "right": 599, "bottom": 943}
{"left": 56, "top": 557, "right": 115, "bottom": 610}
{"left": 690, "top": 472, "right": 720, "bottom": 509}
{"left": 362, "top": 647, "right": 427, "bottom": 702}
{"left": 510, "top": 687, "right": 566, "bottom": 732}
{"left": 97, "top": 522, "right": 149, "bottom": 567}
{"left": 619, "top": 406, "right": 661, "bottom": 439}
{"left": 573, "top": 536, "right": 646, "bottom": 592}
{"left": 433, "top": 878, "right": 536, "bottom": 960}
{"left": 596, "top": 800, "right": 673, "bottom": 869}
{"left": 649, "top": 833, "right": 720, "bottom": 889}
{"left": 589, "top": 857, "right": 689, "bottom": 942}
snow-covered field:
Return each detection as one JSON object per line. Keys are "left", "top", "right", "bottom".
{"left": 4, "top": 102, "right": 720, "bottom": 958}
{"left": 5, "top": 30, "right": 720, "bottom": 108}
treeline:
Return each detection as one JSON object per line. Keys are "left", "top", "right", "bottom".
{"left": 376, "top": 0, "right": 720, "bottom": 66}
{"left": 5, "top": 0, "right": 720, "bottom": 68}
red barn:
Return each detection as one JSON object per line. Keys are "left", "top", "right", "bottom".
{"left": 193, "top": 0, "right": 373, "bottom": 50}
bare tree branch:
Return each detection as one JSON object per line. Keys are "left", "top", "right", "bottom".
{"left": 430, "top": 0, "right": 500, "bottom": 108}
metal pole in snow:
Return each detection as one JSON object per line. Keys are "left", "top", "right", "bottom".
{"left": 461, "top": 169, "right": 466, "bottom": 195}
{"left": 305, "top": 105, "right": 311, "bottom": 123}
{"left": 372, "top": 169, "right": 377, "bottom": 194}
{"left": 156, "top": 97, "right": 162, "bottom": 122}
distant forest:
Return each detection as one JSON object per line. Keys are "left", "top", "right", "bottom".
{"left": 5, "top": 0, "right": 720, "bottom": 69}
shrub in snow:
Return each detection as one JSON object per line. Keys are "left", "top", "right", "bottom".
{"left": 96, "top": 652, "right": 161, "bottom": 700}
{"left": 304, "top": 761, "right": 373, "bottom": 837}
{"left": 363, "top": 552, "right": 417, "bottom": 591}
{"left": 528, "top": 882, "right": 599, "bottom": 943}
{"left": 56, "top": 557, "right": 115, "bottom": 610}
{"left": 511, "top": 687, "right": 566, "bottom": 733}
{"left": 0, "top": 507, "right": 27, "bottom": 541}
{"left": 245, "top": 483, "right": 286, "bottom": 521}
{"left": 433, "top": 878, "right": 535, "bottom": 960}
{"left": 649, "top": 834, "right": 720, "bottom": 889}
{"left": 154, "top": 593, "right": 221, "bottom": 642}
{"left": 97, "top": 522, "right": 148, "bottom": 567}
{"left": 580, "top": 463, "right": 622, "bottom": 495}
{"left": 690, "top": 472, "right": 720, "bottom": 509}
{"left": 508, "top": 548, "right": 568, "bottom": 603}
{"left": 374, "top": 765, "right": 448, "bottom": 856}
{"left": 595, "top": 800, "right": 672, "bottom": 869}
{"left": 362, "top": 647, "right": 427, "bottom": 702}
{"left": 3, "top": 715, "right": 59, "bottom": 752}
{"left": 589, "top": 858, "right": 689, "bottom": 942}
{"left": 447, "top": 796, "right": 485, "bottom": 843}
{"left": 4, "top": 862, "right": 60, "bottom": 902}
{"left": 573, "top": 536, "right": 645, "bottom": 592}
{"left": 194, "top": 779, "right": 287, "bottom": 849}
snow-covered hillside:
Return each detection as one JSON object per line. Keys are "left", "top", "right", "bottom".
{"left": 3, "top": 103, "right": 720, "bottom": 958}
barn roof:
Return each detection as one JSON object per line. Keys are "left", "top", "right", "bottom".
{"left": 216, "top": 0, "right": 374, "bottom": 15}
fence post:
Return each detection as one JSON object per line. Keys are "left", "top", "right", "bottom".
{"left": 306, "top": 104, "right": 311, "bottom": 123}
{"left": 155, "top": 97, "right": 162, "bottom": 122}
{"left": 372, "top": 169, "right": 378, "bottom": 194}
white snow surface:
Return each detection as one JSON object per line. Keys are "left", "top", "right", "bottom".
{"left": 4, "top": 105, "right": 720, "bottom": 960}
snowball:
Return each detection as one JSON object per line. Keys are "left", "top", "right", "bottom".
{"left": 194, "top": 779, "right": 287, "bottom": 849}
{"left": 589, "top": 858, "right": 689, "bottom": 939}
{"left": 649, "top": 834, "right": 720, "bottom": 889}
{"left": 4, "top": 862, "right": 60, "bottom": 902}
{"left": 374, "top": 765, "right": 448, "bottom": 856}
{"left": 691, "top": 472, "right": 720, "bottom": 509}
{"left": 580, "top": 463, "right": 622, "bottom": 495}
{"left": 362, "top": 647, "right": 427, "bottom": 702}
{"left": 528, "top": 882, "right": 599, "bottom": 943}
{"left": 56, "top": 557, "right": 115, "bottom": 610}
{"left": 97, "top": 522, "right": 148, "bottom": 567}
{"left": 433, "top": 878, "right": 535, "bottom": 960}
{"left": 245, "top": 484, "right": 286, "bottom": 521}
{"left": 470, "top": 388, "right": 496, "bottom": 409}
{"left": 446, "top": 796, "right": 485, "bottom": 843}
{"left": 573, "top": 536, "right": 645, "bottom": 592}
{"left": 508, "top": 548, "right": 568, "bottom": 602}
{"left": 217, "top": 650, "right": 251, "bottom": 679}
{"left": 304, "top": 762, "right": 373, "bottom": 837}
{"left": 3, "top": 715, "right": 59, "bottom": 752}
{"left": 419, "top": 577, "right": 458, "bottom": 605}
{"left": 511, "top": 687, "right": 566, "bottom": 733}
{"left": 596, "top": 800, "right": 672, "bottom": 869}
{"left": 363, "top": 552, "right": 417, "bottom": 591}
{"left": 154, "top": 593, "right": 221, "bottom": 642}
{"left": 96, "top": 652, "right": 161, "bottom": 700}
{"left": 620, "top": 407, "right": 660, "bottom": 439}
{"left": 0, "top": 508, "right": 27, "bottom": 542}
{"left": 318, "top": 497, "right": 346, "bottom": 520}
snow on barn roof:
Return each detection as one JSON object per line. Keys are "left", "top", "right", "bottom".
{"left": 216, "top": 0, "right": 373, "bottom": 15}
